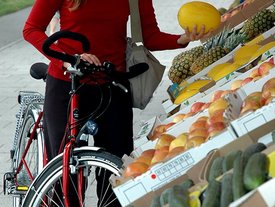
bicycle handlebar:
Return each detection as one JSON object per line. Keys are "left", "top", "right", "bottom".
{"left": 42, "top": 30, "right": 149, "bottom": 80}
{"left": 42, "top": 30, "right": 90, "bottom": 65}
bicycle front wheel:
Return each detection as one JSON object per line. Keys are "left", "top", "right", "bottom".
{"left": 22, "top": 147, "right": 123, "bottom": 207}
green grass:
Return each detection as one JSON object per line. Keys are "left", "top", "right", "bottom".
{"left": 0, "top": 0, "right": 34, "bottom": 17}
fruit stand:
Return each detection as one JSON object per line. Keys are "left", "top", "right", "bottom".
{"left": 111, "top": 0, "right": 275, "bottom": 206}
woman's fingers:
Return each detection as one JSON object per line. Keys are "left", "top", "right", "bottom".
{"left": 80, "top": 53, "right": 101, "bottom": 66}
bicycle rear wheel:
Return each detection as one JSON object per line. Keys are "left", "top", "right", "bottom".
{"left": 22, "top": 147, "right": 123, "bottom": 207}
{"left": 13, "top": 107, "right": 44, "bottom": 207}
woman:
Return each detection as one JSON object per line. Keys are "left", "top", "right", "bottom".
{"left": 23, "top": 0, "right": 210, "bottom": 206}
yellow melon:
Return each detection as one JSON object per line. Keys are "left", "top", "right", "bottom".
{"left": 211, "top": 63, "right": 240, "bottom": 81}
{"left": 250, "top": 41, "right": 275, "bottom": 61}
{"left": 178, "top": 1, "right": 221, "bottom": 33}
{"left": 207, "top": 62, "right": 232, "bottom": 80}
{"left": 233, "top": 44, "right": 261, "bottom": 62}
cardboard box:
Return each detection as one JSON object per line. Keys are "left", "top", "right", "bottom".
{"left": 112, "top": 127, "right": 236, "bottom": 206}
{"left": 198, "top": 119, "right": 275, "bottom": 181}
{"left": 162, "top": 29, "right": 275, "bottom": 114}
{"left": 201, "top": 0, "right": 274, "bottom": 42}
{"left": 229, "top": 177, "right": 275, "bottom": 207}
{"left": 130, "top": 159, "right": 207, "bottom": 207}
{"left": 229, "top": 144, "right": 275, "bottom": 207}
{"left": 133, "top": 116, "right": 160, "bottom": 149}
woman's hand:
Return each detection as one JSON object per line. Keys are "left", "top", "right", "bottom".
{"left": 63, "top": 53, "right": 101, "bottom": 69}
{"left": 80, "top": 53, "right": 101, "bottom": 66}
{"left": 177, "top": 24, "right": 213, "bottom": 45}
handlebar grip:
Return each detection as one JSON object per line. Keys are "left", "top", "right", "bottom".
{"left": 42, "top": 30, "right": 90, "bottom": 65}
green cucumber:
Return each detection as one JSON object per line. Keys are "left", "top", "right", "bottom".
{"left": 244, "top": 152, "right": 268, "bottom": 191}
{"left": 242, "top": 143, "right": 267, "bottom": 165}
{"left": 208, "top": 156, "right": 224, "bottom": 181}
{"left": 232, "top": 153, "right": 246, "bottom": 201}
{"left": 222, "top": 150, "right": 242, "bottom": 173}
{"left": 150, "top": 195, "right": 161, "bottom": 207}
{"left": 202, "top": 180, "right": 221, "bottom": 207}
{"left": 220, "top": 173, "right": 233, "bottom": 207}
{"left": 160, "top": 187, "right": 172, "bottom": 206}
{"left": 180, "top": 178, "right": 194, "bottom": 189}
{"left": 168, "top": 184, "right": 189, "bottom": 207}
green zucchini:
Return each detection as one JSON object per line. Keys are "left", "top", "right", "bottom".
{"left": 168, "top": 184, "right": 189, "bottom": 207}
{"left": 150, "top": 195, "right": 161, "bottom": 207}
{"left": 232, "top": 153, "right": 246, "bottom": 201}
{"left": 208, "top": 156, "right": 224, "bottom": 181}
{"left": 180, "top": 178, "right": 194, "bottom": 189}
{"left": 160, "top": 187, "right": 172, "bottom": 206}
{"left": 242, "top": 143, "right": 267, "bottom": 165}
{"left": 220, "top": 173, "right": 233, "bottom": 207}
{"left": 244, "top": 152, "right": 268, "bottom": 191}
{"left": 222, "top": 150, "right": 242, "bottom": 173}
{"left": 202, "top": 180, "right": 221, "bottom": 207}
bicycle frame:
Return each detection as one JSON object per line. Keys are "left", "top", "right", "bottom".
{"left": 63, "top": 73, "right": 84, "bottom": 207}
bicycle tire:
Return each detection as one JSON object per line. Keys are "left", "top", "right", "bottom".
{"left": 22, "top": 147, "right": 123, "bottom": 207}
{"left": 13, "top": 108, "right": 44, "bottom": 207}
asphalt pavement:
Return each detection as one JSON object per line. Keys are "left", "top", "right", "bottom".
{"left": 0, "top": 0, "right": 233, "bottom": 205}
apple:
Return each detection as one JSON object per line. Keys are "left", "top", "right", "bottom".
{"left": 188, "top": 128, "right": 208, "bottom": 139}
{"left": 140, "top": 149, "right": 155, "bottom": 158}
{"left": 135, "top": 156, "right": 152, "bottom": 166}
{"left": 166, "top": 147, "right": 186, "bottom": 159}
{"left": 184, "top": 111, "right": 196, "bottom": 119}
{"left": 207, "top": 122, "right": 226, "bottom": 138}
{"left": 206, "top": 109, "right": 225, "bottom": 127}
{"left": 252, "top": 76, "right": 262, "bottom": 81}
{"left": 249, "top": 68, "right": 260, "bottom": 78}
{"left": 241, "top": 77, "right": 253, "bottom": 86}
{"left": 200, "top": 102, "right": 212, "bottom": 110}
{"left": 150, "top": 124, "right": 167, "bottom": 140}
{"left": 164, "top": 122, "right": 176, "bottom": 130}
{"left": 243, "top": 91, "right": 263, "bottom": 106}
{"left": 169, "top": 133, "right": 188, "bottom": 152}
{"left": 151, "top": 146, "right": 169, "bottom": 165}
{"left": 262, "top": 78, "right": 275, "bottom": 100}
{"left": 189, "top": 120, "right": 207, "bottom": 132}
{"left": 211, "top": 90, "right": 224, "bottom": 102}
{"left": 197, "top": 116, "right": 209, "bottom": 122}
{"left": 172, "top": 113, "right": 186, "bottom": 123}
{"left": 231, "top": 79, "right": 243, "bottom": 91}
{"left": 190, "top": 102, "right": 205, "bottom": 113}
{"left": 155, "top": 134, "right": 175, "bottom": 150}
{"left": 240, "top": 101, "right": 261, "bottom": 116}
{"left": 220, "top": 90, "right": 232, "bottom": 98}
{"left": 268, "top": 57, "right": 274, "bottom": 64}
{"left": 258, "top": 62, "right": 274, "bottom": 76}
{"left": 185, "top": 136, "right": 205, "bottom": 150}
{"left": 124, "top": 162, "right": 149, "bottom": 178}
{"left": 208, "top": 98, "right": 229, "bottom": 117}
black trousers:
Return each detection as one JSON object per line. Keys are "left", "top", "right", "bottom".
{"left": 43, "top": 75, "right": 134, "bottom": 206}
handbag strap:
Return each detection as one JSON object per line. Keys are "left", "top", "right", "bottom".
{"left": 129, "top": 0, "right": 143, "bottom": 43}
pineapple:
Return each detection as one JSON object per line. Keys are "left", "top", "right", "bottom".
{"left": 190, "top": 29, "right": 245, "bottom": 75}
{"left": 168, "top": 55, "right": 193, "bottom": 84}
{"left": 168, "top": 46, "right": 204, "bottom": 84}
{"left": 240, "top": 9, "right": 275, "bottom": 42}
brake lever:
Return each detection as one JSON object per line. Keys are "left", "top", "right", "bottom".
{"left": 112, "top": 81, "right": 128, "bottom": 93}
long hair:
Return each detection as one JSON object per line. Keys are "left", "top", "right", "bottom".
{"left": 69, "top": 0, "right": 84, "bottom": 11}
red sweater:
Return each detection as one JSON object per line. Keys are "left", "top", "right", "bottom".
{"left": 23, "top": 0, "right": 185, "bottom": 82}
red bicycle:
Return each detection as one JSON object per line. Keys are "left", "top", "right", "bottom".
{"left": 4, "top": 30, "right": 148, "bottom": 207}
